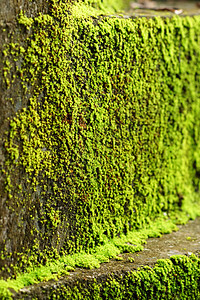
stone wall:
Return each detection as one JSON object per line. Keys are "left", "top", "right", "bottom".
{"left": 0, "top": 0, "right": 200, "bottom": 280}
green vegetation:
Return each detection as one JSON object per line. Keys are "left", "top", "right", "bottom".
{"left": 45, "top": 254, "right": 200, "bottom": 299}
{"left": 2, "top": 0, "right": 200, "bottom": 276}
{"left": 79, "top": 0, "right": 129, "bottom": 12}
{"left": 1, "top": 0, "right": 200, "bottom": 299}
{"left": 0, "top": 216, "right": 179, "bottom": 295}
{"left": 1, "top": 253, "right": 200, "bottom": 299}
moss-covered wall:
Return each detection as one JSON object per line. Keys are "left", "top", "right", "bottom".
{"left": 1, "top": 0, "right": 200, "bottom": 279}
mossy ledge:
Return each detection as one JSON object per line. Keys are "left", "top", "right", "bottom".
{"left": 0, "top": 0, "right": 200, "bottom": 297}
{"left": 2, "top": 254, "right": 200, "bottom": 299}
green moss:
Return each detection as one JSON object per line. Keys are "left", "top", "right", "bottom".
{"left": 0, "top": 214, "right": 196, "bottom": 297}
{"left": 18, "top": 11, "right": 34, "bottom": 29}
{"left": 4, "top": 254, "right": 200, "bottom": 299}
{"left": 0, "top": 287, "right": 12, "bottom": 300}
{"left": 72, "top": 254, "right": 200, "bottom": 299}
{"left": 1, "top": 0, "right": 200, "bottom": 288}
{"left": 82, "top": 0, "right": 128, "bottom": 12}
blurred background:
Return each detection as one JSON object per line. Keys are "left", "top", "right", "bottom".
{"left": 130, "top": 0, "right": 200, "bottom": 10}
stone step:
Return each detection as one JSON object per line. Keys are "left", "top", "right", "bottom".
{"left": 12, "top": 218, "right": 200, "bottom": 299}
